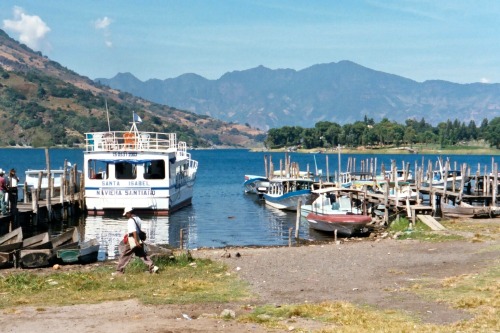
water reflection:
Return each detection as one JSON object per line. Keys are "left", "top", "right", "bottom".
{"left": 83, "top": 215, "right": 175, "bottom": 260}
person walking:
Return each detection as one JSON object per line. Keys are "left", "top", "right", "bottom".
{"left": 0, "top": 169, "right": 7, "bottom": 215}
{"left": 7, "top": 169, "right": 19, "bottom": 214}
{"left": 115, "top": 207, "right": 158, "bottom": 275}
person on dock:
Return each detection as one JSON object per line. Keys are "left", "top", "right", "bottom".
{"left": 7, "top": 169, "right": 19, "bottom": 214}
{"left": 0, "top": 169, "right": 7, "bottom": 215}
{"left": 114, "top": 207, "right": 159, "bottom": 275}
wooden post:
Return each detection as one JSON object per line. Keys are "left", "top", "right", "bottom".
{"left": 264, "top": 155, "right": 268, "bottom": 179}
{"left": 442, "top": 161, "right": 449, "bottom": 207}
{"left": 492, "top": 163, "right": 498, "bottom": 207}
{"left": 179, "top": 229, "right": 184, "bottom": 250}
{"left": 32, "top": 190, "right": 39, "bottom": 225}
{"left": 458, "top": 163, "right": 466, "bottom": 202}
{"left": 36, "top": 170, "right": 43, "bottom": 206}
{"left": 61, "top": 159, "right": 67, "bottom": 204}
{"left": 70, "top": 165, "right": 76, "bottom": 204}
{"left": 295, "top": 199, "right": 302, "bottom": 242}
{"left": 326, "top": 155, "right": 329, "bottom": 183}
{"left": 23, "top": 182, "right": 29, "bottom": 204}
{"left": 45, "top": 148, "right": 52, "bottom": 221}
{"left": 428, "top": 161, "right": 434, "bottom": 212}
{"left": 80, "top": 173, "right": 85, "bottom": 210}
{"left": 384, "top": 179, "right": 389, "bottom": 225}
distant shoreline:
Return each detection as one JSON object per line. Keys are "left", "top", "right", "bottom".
{"left": 251, "top": 146, "right": 500, "bottom": 155}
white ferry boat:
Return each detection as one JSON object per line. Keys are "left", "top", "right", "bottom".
{"left": 83, "top": 114, "right": 198, "bottom": 215}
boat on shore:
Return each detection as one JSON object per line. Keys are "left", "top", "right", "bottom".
{"left": 302, "top": 187, "right": 372, "bottom": 236}
{"left": 441, "top": 202, "right": 495, "bottom": 218}
{"left": 57, "top": 238, "right": 100, "bottom": 264}
{"left": 307, "top": 212, "right": 373, "bottom": 236}
{"left": 0, "top": 227, "right": 23, "bottom": 268}
{"left": 83, "top": 113, "right": 198, "bottom": 215}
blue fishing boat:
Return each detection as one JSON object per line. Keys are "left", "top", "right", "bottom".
{"left": 263, "top": 178, "right": 313, "bottom": 211}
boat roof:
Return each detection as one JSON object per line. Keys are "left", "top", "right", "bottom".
{"left": 312, "top": 187, "right": 364, "bottom": 194}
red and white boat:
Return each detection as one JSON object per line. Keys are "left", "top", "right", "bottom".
{"left": 303, "top": 187, "right": 372, "bottom": 236}
{"left": 306, "top": 212, "right": 372, "bottom": 236}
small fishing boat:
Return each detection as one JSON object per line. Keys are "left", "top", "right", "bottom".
{"left": 19, "top": 232, "right": 52, "bottom": 268}
{"left": 24, "top": 165, "right": 81, "bottom": 200}
{"left": 51, "top": 227, "right": 79, "bottom": 249}
{"left": 263, "top": 178, "right": 313, "bottom": 211}
{"left": 57, "top": 238, "right": 100, "bottom": 264}
{"left": 301, "top": 188, "right": 364, "bottom": 217}
{"left": 243, "top": 175, "right": 269, "bottom": 195}
{"left": 302, "top": 187, "right": 372, "bottom": 236}
{"left": 0, "top": 227, "right": 23, "bottom": 252}
{"left": 22, "top": 232, "right": 51, "bottom": 249}
{"left": 84, "top": 113, "right": 198, "bottom": 215}
{"left": 0, "top": 227, "right": 24, "bottom": 268}
{"left": 441, "top": 202, "right": 493, "bottom": 218}
{"left": 306, "top": 212, "right": 372, "bottom": 236}
{"left": 19, "top": 249, "right": 53, "bottom": 268}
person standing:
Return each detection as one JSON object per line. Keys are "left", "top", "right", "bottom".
{"left": 0, "top": 169, "right": 7, "bottom": 215}
{"left": 7, "top": 169, "right": 19, "bottom": 214}
{"left": 115, "top": 207, "right": 158, "bottom": 275}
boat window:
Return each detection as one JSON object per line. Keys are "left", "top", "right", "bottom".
{"left": 116, "top": 162, "right": 137, "bottom": 180}
{"left": 143, "top": 160, "right": 165, "bottom": 179}
{"left": 88, "top": 160, "right": 108, "bottom": 179}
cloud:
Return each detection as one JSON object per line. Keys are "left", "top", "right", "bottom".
{"left": 2, "top": 6, "right": 51, "bottom": 51}
{"left": 94, "top": 16, "right": 112, "bottom": 30}
{"left": 93, "top": 16, "right": 113, "bottom": 47}
{"left": 480, "top": 77, "right": 490, "bottom": 84}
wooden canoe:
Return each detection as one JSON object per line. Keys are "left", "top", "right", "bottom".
{"left": 19, "top": 249, "right": 52, "bottom": 268}
{"left": 51, "top": 227, "right": 79, "bottom": 249}
{"left": 441, "top": 202, "right": 491, "bottom": 218}
{"left": 57, "top": 239, "right": 100, "bottom": 264}
{"left": 22, "top": 232, "right": 51, "bottom": 249}
{"left": 0, "top": 227, "right": 23, "bottom": 252}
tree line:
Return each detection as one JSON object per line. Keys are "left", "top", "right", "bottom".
{"left": 265, "top": 116, "right": 500, "bottom": 149}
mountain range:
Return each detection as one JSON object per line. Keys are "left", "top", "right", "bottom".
{"left": 0, "top": 29, "right": 263, "bottom": 148}
{"left": 97, "top": 61, "right": 500, "bottom": 130}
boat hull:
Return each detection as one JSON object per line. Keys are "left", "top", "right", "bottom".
{"left": 306, "top": 212, "right": 372, "bottom": 236}
{"left": 243, "top": 175, "right": 269, "bottom": 194}
{"left": 264, "top": 190, "right": 312, "bottom": 211}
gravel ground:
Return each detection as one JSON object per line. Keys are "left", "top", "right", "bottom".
{"left": 2, "top": 220, "right": 499, "bottom": 333}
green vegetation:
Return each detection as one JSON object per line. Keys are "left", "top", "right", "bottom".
{"left": 388, "top": 217, "right": 464, "bottom": 241}
{"left": 265, "top": 116, "right": 500, "bottom": 151}
{"left": 0, "top": 253, "right": 250, "bottom": 308}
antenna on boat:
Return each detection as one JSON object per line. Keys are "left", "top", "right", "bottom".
{"left": 105, "top": 99, "right": 111, "bottom": 132}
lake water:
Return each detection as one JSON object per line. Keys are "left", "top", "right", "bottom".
{"left": 1, "top": 148, "right": 498, "bottom": 259}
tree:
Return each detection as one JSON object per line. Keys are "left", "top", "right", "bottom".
{"left": 484, "top": 117, "right": 500, "bottom": 148}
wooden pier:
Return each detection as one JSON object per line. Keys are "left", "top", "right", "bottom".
{"left": 0, "top": 148, "right": 83, "bottom": 235}
{"left": 312, "top": 155, "right": 500, "bottom": 227}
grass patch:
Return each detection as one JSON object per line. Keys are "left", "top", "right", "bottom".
{"left": 238, "top": 301, "right": 456, "bottom": 332}
{"left": 406, "top": 263, "right": 500, "bottom": 332}
{"left": 240, "top": 263, "right": 500, "bottom": 333}
{"left": 0, "top": 252, "right": 250, "bottom": 308}
{"left": 388, "top": 217, "right": 464, "bottom": 242}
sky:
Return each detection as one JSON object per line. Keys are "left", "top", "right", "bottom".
{"left": 1, "top": 1, "right": 499, "bottom": 83}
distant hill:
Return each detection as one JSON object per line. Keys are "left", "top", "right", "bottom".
{"left": 97, "top": 61, "right": 500, "bottom": 130}
{"left": 0, "top": 29, "right": 264, "bottom": 148}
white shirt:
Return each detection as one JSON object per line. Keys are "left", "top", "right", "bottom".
{"left": 127, "top": 215, "right": 142, "bottom": 234}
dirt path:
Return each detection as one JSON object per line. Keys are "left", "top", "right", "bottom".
{"left": 2, "top": 228, "right": 499, "bottom": 333}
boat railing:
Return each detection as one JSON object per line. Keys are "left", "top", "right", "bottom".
{"left": 84, "top": 131, "right": 182, "bottom": 153}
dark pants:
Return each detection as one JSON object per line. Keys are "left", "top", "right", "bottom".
{"left": 8, "top": 191, "right": 17, "bottom": 214}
